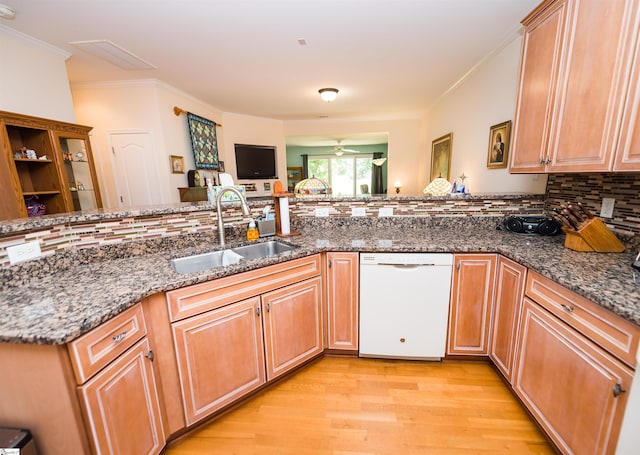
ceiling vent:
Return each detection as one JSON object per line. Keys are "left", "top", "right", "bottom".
{"left": 69, "top": 40, "right": 156, "bottom": 70}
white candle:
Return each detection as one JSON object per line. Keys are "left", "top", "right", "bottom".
{"left": 279, "top": 197, "right": 290, "bottom": 235}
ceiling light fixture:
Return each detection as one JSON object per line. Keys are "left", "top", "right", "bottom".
{"left": 319, "top": 88, "right": 339, "bottom": 102}
{"left": 0, "top": 3, "right": 16, "bottom": 19}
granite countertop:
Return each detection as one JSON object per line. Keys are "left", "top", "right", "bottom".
{"left": 0, "top": 217, "right": 638, "bottom": 345}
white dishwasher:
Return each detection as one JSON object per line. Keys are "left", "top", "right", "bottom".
{"left": 359, "top": 252, "right": 453, "bottom": 360}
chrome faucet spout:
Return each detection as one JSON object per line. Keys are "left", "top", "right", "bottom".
{"left": 215, "top": 186, "right": 250, "bottom": 246}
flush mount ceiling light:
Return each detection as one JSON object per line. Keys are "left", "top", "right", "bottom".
{"left": 319, "top": 88, "right": 339, "bottom": 102}
{"left": 0, "top": 3, "right": 16, "bottom": 19}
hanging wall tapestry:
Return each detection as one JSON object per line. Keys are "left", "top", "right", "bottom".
{"left": 187, "top": 112, "right": 219, "bottom": 170}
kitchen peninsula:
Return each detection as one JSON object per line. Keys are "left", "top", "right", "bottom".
{"left": 0, "top": 193, "right": 638, "bottom": 455}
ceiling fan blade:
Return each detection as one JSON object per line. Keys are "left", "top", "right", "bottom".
{"left": 342, "top": 148, "right": 360, "bottom": 153}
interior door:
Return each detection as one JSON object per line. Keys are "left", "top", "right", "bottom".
{"left": 109, "top": 132, "right": 160, "bottom": 207}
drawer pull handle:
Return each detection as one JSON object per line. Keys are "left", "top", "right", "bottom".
{"left": 112, "top": 331, "right": 128, "bottom": 343}
{"left": 613, "top": 383, "right": 626, "bottom": 398}
{"left": 145, "top": 350, "right": 154, "bottom": 362}
{"left": 256, "top": 306, "right": 261, "bottom": 317}
{"left": 560, "top": 304, "right": 574, "bottom": 313}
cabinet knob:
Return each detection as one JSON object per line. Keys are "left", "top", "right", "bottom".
{"left": 613, "top": 382, "right": 626, "bottom": 398}
{"left": 266, "top": 303, "right": 270, "bottom": 312}
{"left": 144, "top": 350, "right": 154, "bottom": 362}
{"left": 256, "top": 306, "right": 261, "bottom": 317}
{"left": 328, "top": 260, "right": 332, "bottom": 268}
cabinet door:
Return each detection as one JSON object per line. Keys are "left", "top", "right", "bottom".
{"left": 615, "top": 10, "right": 640, "bottom": 171}
{"left": 548, "top": 0, "right": 635, "bottom": 171}
{"left": 171, "top": 297, "right": 266, "bottom": 426}
{"left": 489, "top": 257, "right": 526, "bottom": 382}
{"left": 513, "top": 299, "right": 633, "bottom": 454}
{"left": 326, "top": 252, "right": 359, "bottom": 351}
{"left": 262, "top": 276, "right": 324, "bottom": 380}
{"left": 78, "top": 338, "right": 166, "bottom": 455}
{"left": 448, "top": 254, "right": 496, "bottom": 355}
{"left": 510, "top": 0, "right": 569, "bottom": 172}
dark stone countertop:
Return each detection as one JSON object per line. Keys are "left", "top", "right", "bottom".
{"left": 0, "top": 217, "right": 638, "bottom": 345}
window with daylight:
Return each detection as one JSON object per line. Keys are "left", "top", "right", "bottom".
{"left": 308, "top": 155, "right": 373, "bottom": 196}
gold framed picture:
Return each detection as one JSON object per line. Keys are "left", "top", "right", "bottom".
{"left": 487, "top": 121, "right": 511, "bottom": 169}
{"left": 430, "top": 133, "right": 452, "bottom": 181}
{"left": 170, "top": 155, "right": 185, "bottom": 174}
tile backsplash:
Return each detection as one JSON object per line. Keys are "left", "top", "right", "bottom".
{"left": 545, "top": 173, "right": 640, "bottom": 241}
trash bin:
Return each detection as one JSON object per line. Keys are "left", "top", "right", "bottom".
{"left": 0, "top": 428, "right": 38, "bottom": 455}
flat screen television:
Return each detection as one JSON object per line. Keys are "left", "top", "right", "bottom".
{"left": 234, "top": 143, "right": 277, "bottom": 180}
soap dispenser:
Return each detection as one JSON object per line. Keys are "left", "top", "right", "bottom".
{"left": 246, "top": 219, "right": 259, "bottom": 241}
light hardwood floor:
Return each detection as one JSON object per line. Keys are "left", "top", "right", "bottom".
{"left": 164, "top": 356, "right": 554, "bottom": 454}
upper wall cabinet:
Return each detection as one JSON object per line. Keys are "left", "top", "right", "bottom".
{"left": 510, "top": 0, "right": 640, "bottom": 173}
{"left": 0, "top": 110, "right": 102, "bottom": 220}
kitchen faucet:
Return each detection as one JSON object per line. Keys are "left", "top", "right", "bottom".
{"left": 215, "top": 186, "right": 250, "bottom": 246}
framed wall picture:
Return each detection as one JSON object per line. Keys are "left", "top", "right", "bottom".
{"left": 430, "top": 133, "right": 452, "bottom": 181}
{"left": 218, "top": 161, "right": 225, "bottom": 173}
{"left": 170, "top": 155, "right": 185, "bottom": 174}
{"left": 487, "top": 120, "right": 512, "bottom": 168}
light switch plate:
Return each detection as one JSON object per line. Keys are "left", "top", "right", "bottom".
{"left": 351, "top": 207, "right": 366, "bottom": 217}
{"left": 7, "top": 241, "right": 42, "bottom": 264}
{"left": 600, "top": 198, "right": 615, "bottom": 218}
{"left": 315, "top": 207, "right": 330, "bottom": 217}
{"left": 378, "top": 207, "right": 394, "bottom": 217}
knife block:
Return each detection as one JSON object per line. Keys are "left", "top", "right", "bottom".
{"left": 562, "top": 218, "right": 625, "bottom": 252}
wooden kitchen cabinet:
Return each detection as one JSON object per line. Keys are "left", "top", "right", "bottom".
{"left": 489, "top": 257, "right": 526, "bottom": 382}
{"left": 262, "top": 276, "right": 324, "bottom": 380}
{"left": 171, "top": 297, "right": 266, "bottom": 426}
{"left": 510, "top": 0, "right": 640, "bottom": 173}
{"left": 70, "top": 303, "right": 166, "bottom": 455}
{"left": 78, "top": 338, "right": 166, "bottom": 455}
{"left": 165, "top": 255, "right": 323, "bottom": 426}
{"left": 447, "top": 254, "right": 496, "bottom": 356}
{"left": 513, "top": 298, "right": 633, "bottom": 454}
{"left": 325, "top": 252, "right": 359, "bottom": 351}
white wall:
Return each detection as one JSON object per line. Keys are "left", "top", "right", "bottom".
{"left": 284, "top": 118, "right": 421, "bottom": 195}
{"left": 422, "top": 36, "right": 547, "bottom": 194}
{"left": 222, "top": 112, "right": 286, "bottom": 198}
{"left": 0, "top": 25, "right": 76, "bottom": 122}
{"left": 72, "top": 80, "right": 223, "bottom": 207}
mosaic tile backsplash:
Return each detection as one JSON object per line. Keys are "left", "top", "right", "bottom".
{"left": 545, "top": 173, "right": 640, "bottom": 241}
{"left": 0, "top": 194, "right": 545, "bottom": 268}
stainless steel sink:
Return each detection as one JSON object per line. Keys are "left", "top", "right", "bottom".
{"left": 170, "top": 241, "right": 296, "bottom": 274}
{"left": 170, "top": 249, "right": 242, "bottom": 274}
{"left": 231, "top": 240, "right": 295, "bottom": 260}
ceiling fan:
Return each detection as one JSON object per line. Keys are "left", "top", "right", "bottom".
{"left": 329, "top": 140, "right": 360, "bottom": 156}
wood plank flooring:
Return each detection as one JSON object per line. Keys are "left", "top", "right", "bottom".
{"left": 164, "top": 356, "right": 554, "bottom": 454}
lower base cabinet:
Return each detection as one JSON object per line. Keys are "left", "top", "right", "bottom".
{"left": 489, "top": 257, "right": 526, "bottom": 382}
{"left": 171, "top": 297, "right": 266, "bottom": 426}
{"left": 514, "top": 299, "right": 633, "bottom": 454}
{"left": 448, "top": 254, "right": 496, "bottom": 355}
{"left": 78, "top": 338, "right": 166, "bottom": 455}
{"left": 262, "top": 276, "right": 324, "bottom": 379}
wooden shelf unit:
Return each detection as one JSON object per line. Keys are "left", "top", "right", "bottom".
{"left": 0, "top": 110, "right": 102, "bottom": 219}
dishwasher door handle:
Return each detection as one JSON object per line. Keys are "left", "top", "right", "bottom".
{"left": 375, "top": 263, "right": 437, "bottom": 268}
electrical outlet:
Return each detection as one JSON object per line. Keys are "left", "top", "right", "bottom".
{"left": 600, "top": 197, "right": 615, "bottom": 218}
{"left": 378, "top": 207, "right": 394, "bottom": 217}
{"left": 315, "top": 207, "right": 330, "bottom": 217}
{"left": 351, "top": 207, "right": 366, "bottom": 217}
{"left": 7, "top": 241, "right": 42, "bottom": 265}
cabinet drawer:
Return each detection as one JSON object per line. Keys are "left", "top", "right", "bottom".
{"left": 525, "top": 271, "right": 639, "bottom": 368}
{"left": 68, "top": 304, "right": 147, "bottom": 384}
{"left": 167, "top": 254, "right": 321, "bottom": 322}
